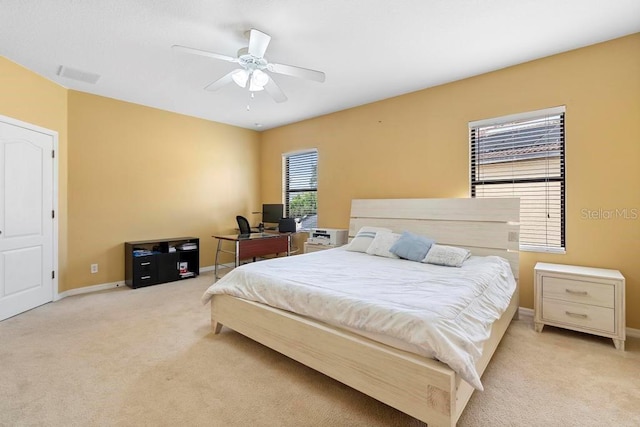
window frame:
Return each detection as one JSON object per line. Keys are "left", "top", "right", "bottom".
{"left": 469, "top": 106, "right": 566, "bottom": 253}
{"left": 282, "top": 149, "right": 318, "bottom": 230}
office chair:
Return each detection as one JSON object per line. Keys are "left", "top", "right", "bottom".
{"left": 236, "top": 215, "right": 257, "bottom": 263}
{"left": 236, "top": 215, "right": 252, "bottom": 235}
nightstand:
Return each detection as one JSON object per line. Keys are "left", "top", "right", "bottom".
{"left": 303, "top": 242, "right": 337, "bottom": 254}
{"left": 534, "top": 262, "right": 625, "bottom": 350}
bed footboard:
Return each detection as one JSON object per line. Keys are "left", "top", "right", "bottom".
{"left": 211, "top": 294, "right": 459, "bottom": 427}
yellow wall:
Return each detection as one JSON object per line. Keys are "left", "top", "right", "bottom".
{"left": 0, "top": 57, "right": 69, "bottom": 294}
{"left": 260, "top": 34, "right": 640, "bottom": 328}
{"left": 67, "top": 91, "right": 260, "bottom": 290}
{"left": 2, "top": 33, "right": 638, "bottom": 327}
{"left": 1, "top": 57, "right": 261, "bottom": 294}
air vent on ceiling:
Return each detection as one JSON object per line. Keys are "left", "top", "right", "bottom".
{"left": 56, "top": 65, "right": 100, "bottom": 84}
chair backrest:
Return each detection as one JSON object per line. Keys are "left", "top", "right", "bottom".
{"left": 236, "top": 215, "right": 251, "bottom": 234}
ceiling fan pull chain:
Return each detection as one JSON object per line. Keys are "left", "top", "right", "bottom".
{"left": 246, "top": 91, "right": 255, "bottom": 111}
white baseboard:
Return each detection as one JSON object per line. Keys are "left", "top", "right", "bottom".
{"left": 55, "top": 280, "right": 126, "bottom": 300}
{"left": 518, "top": 307, "right": 534, "bottom": 318}
{"left": 201, "top": 263, "right": 236, "bottom": 274}
{"left": 626, "top": 326, "right": 640, "bottom": 338}
{"left": 54, "top": 265, "right": 226, "bottom": 301}
{"left": 517, "top": 306, "right": 640, "bottom": 338}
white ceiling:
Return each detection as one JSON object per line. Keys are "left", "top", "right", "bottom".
{"left": 1, "top": 1, "right": 639, "bottom": 131}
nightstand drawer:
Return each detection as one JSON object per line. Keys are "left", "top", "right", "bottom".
{"left": 542, "top": 276, "right": 614, "bottom": 308}
{"left": 542, "top": 299, "right": 615, "bottom": 334}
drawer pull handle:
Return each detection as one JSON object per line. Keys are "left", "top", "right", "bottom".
{"left": 141, "top": 275, "right": 151, "bottom": 280}
{"left": 565, "top": 289, "right": 588, "bottom": 296}
{"left": 565, "top": 311, "right": 588, "bottom": 319}
{"left": 140, "top": 262, "right": 151, "bottom": 266}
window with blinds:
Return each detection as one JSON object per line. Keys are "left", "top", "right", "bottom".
{"left": 470, "top": 106, "right": 565, "bottom": 252}
{"left": 284, "top": 150, "right": 318, "bottom": 229}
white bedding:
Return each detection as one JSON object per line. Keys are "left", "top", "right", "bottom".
{"left": 202, "top": 247, "right": 516, "bottom": 390}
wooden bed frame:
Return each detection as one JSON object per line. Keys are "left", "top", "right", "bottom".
{"left": 209, "top": 198, "right": 520, "bottom": 427}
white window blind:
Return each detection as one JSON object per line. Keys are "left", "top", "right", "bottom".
{"left": 284, "top": 150, "right": 318, "bottom": 229}
{"left": 470, "top": 107, "right": 565, "bottom": 252}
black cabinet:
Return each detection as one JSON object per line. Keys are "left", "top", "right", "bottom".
{"left": 125, "top": 237, "right": 199, "bottom": 289}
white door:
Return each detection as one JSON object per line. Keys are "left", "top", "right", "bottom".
{"left": 0, "top": 116, "right": 56, "bottom": 321}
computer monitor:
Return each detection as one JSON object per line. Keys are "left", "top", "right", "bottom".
{"left": 262, "top": 203, "right": 284, "bottom": 225}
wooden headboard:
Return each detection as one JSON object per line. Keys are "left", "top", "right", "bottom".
{"left": 348, "top": 198, "right": 520, "bottom": 278}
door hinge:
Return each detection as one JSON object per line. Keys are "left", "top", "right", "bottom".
{"left": 52, "top": 271, "right": 55, "bottom": 279}
{"left": 52, "top": 210, "right": 55, "bottom": 219}
{"left": 52, "top": 150, "right": 55, "bottom": 158}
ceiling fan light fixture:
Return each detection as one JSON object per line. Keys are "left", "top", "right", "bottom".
{"left": 231, "top": 69, "right": 249, "bottom": 88}
{"left": 249, "top": 80, "right": 265, "bottom": 92}
{"left": 252, "top": 69, "right": 269, "bottom": 87}
{"left": 248, "top": 69, "right": 269, "bottom": 92}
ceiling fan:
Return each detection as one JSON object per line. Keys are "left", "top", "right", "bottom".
{"left": 173, "top": 28, "right": 325, "bottom": 103}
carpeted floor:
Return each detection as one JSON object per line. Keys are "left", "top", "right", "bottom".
{"left": 1, "top": 271, "right": 638, "bottom": 426}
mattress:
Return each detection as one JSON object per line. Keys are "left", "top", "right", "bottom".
{"left": 202, "top": 247, "right": 516, "bottom": 390}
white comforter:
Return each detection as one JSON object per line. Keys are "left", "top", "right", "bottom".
{"left": 202, "top": 248, "right": 516, "bottom": 390}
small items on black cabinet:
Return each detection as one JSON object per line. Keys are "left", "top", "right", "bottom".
{"left": 125, "top": 237, "right": 199, "bottom": 289}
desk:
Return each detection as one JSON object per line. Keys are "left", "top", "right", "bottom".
{"left": 212, "top": 233, "right": 291, "bottom": 280}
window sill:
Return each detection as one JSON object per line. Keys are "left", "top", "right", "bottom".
{"left": 520, "top": 245, "right": 566, "bottom": 254}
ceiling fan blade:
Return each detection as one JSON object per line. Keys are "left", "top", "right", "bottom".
{"left": 267, "top": 62, "right": 325, "bottom": 83}
{"left": 172, "top": 45, "right": 237, "bottom": 63}
{"left": 204, "top": 71, "right": 236, "bottom": 91}
{"left": 247, "top": 29, "right": 271, "bottom": 58}
{"left": 263, "top": 77, "right": 288, "bottom": 103}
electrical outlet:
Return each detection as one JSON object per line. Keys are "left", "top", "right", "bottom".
{"left": 91, "top": 264, "right": 98, "bottom": 274}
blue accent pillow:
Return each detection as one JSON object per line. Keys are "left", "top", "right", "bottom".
{"left": 389, "top": 231, "right": 435, "bottom": 262}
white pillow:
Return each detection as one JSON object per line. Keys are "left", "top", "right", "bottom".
{"left": 346, "top": 226, "right": 392, "bottom": 253}
{"left": 365, "top": 231, "right": 401, "bottom": 258}
{"left": 422, "top": 244, "right": 471, "bottom": 267}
